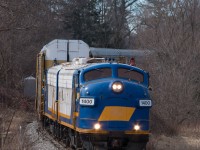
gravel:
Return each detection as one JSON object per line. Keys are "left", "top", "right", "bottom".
{"left": 25, "top": 121, "right": 66, "bottom": 150}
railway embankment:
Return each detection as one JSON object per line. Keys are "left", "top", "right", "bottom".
{"left": 0, "top": 86, "right": 199, "bottom": 150}
{"left": 23, "top": 120, "right": 200, "bottom": 150}
{"left": 1, "top": 103, "right": 200, "bottom": 150}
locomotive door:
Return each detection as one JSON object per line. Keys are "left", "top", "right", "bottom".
{"left": 72, "top": 74, "right": 79, "bottom": 127}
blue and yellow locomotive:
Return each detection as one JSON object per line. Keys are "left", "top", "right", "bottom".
{"left": 35, "top": 40, "right": 152, "bottom": 150}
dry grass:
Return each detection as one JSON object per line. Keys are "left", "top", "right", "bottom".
{"left": 0, "top": 86, "right": 36, "bottom": 150}
{"left": 147, "top": 134, "right": 200, "bottom": 150}
{"left": 0, "top": 108, "right": 36, "bottom": 150}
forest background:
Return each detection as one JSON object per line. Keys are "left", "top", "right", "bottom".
{"left": 0, "top": 0, "right": 199, "bottom": 142}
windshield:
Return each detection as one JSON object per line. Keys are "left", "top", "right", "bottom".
{"left": 118, "top": 68, "right": 144, "bottom": 83}
{"left": 84, "top": 67, "right": 112, "bottom": 82}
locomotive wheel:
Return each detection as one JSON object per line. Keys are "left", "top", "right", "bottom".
{"left": 81, "top": 141, "right": 93, "bottom": 150}
{"left": 69, "top": 141, "right": 75, "bottom": 149}
{"left": 126, "top": 142, "right": 147, "bottom": 150}
{"left": 42, "top": 116, "right": 47, "bottom": 128}
{"left": 63, "top": 129, "right": 71, "bottom": 147}
{"left": 65, "top": 137, "right": 70, "bottom": 147}
{"left": 69, "top": 131, "right": 88, "bottom": 150}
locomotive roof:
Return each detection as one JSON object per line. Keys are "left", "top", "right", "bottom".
{"left": 47, "top": 62, "right": 148, "bottom": 88}
{"left": 48, "top": 61, "right": 147, "bottom": 76}
{"left": 48, "top": 62, "right": 89, "bottom": 72}
{"left": 80, "top": 62, "right": 147, "bottom": 73}
{"left": 49, "top": 62, "right": 145, "bottom": 71}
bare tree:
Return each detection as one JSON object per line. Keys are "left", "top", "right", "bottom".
{"left": 135, "top": 0, "right": 200, "bottom": 135}
{"left": 104, "top": 0, "right": 138, "bottom": 48}
{"left": 0, "top": 0, "right": 66, "bottom": 88}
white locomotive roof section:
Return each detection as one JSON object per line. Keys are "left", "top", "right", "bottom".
{"left": 62, "top": 64, "right": 88, "bottom": 70}
{"left": 59, "top": 69, "right": 75, "bottom": 88}
{"left": 59, "top": 62, "right": 89, "bottom": 88}
{"left": 47, "top": 65, "right": 62, "bottom": 86}
{"left": 41, "top": 39, "right": 90, "bottom": 61}
{"left": 61, "top": 58, "right": 90, "bottom": 70}
{"left": 47, "top": 60, "right": 91, "bottom": 88}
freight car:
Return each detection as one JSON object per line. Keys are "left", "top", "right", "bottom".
{"left": 35, "top": 39, "right": 152, "bottom": 150}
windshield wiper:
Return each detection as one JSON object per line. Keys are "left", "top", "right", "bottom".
{"left": 124, "top": 69, "right": 133, "bottom": 73}
{"left": 94, "top": 68, "right": 103, "bottom": 72}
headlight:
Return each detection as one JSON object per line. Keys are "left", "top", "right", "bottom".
{"left": 112, "top": 81, "right": 123, "bottom": 93}
{"left": 94, "top": 123, "right": 101, "bottom": 130}
{"left": 134, "top": 124, "right": 140, "bottom": 131}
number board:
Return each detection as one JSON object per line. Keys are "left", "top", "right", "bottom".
{"left": 80, "top": 98, "right": 95, "bottom": 106}
{"left": 139, "top": 100, "right": 152, "bottom": 107}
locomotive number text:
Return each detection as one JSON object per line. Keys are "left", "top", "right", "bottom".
{"left": 139, "top": 100, "right": 152, "bottom": 107}
{"left": 80, "top": 98, "right": 95, "bottom": 106}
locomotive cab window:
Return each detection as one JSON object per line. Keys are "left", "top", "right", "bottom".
{"left": 118, "top": 68, "right": 144, "bottom": 83}
{"left": 84, "top": 68, "right": 112, "bottom": 82}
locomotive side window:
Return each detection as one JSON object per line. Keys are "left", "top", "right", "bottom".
{"left": 118, "top": 68, "right": 144, "bottom": 83}
{"left": 84, "top": 68, "right": 112, "bottom": 82}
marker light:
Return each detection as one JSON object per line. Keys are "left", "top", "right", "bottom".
{"left": 134, "top": 124, "right": 140, "bottom": 131}
{"left": 112, "top": 81, "right": 123, "bottom": 93}
{"left": 94, "top": 123, "right": 101, "bottom": 130}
